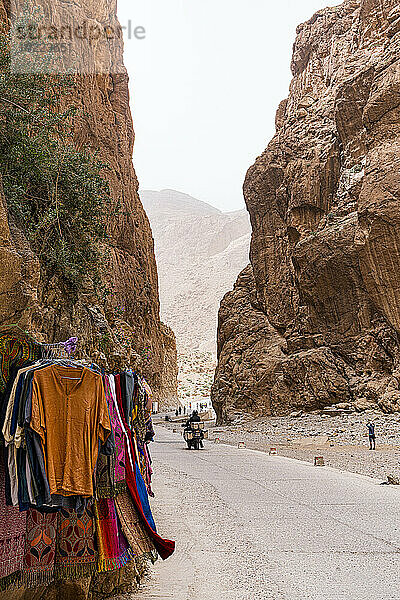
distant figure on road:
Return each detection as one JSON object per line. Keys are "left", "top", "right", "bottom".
{"left": 179, "top": 406, "right": 182, "bottom": 415}
{"left": 367, "top": 422, "right": 376, "bottom": 450}
{"left": 183, "top": 406, "right": 186, "bottom": 414}
{"left": 175, "top": 409, "right": 178, "bottom": 417}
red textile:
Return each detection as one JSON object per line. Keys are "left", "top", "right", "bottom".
{"left": 114, "top": 375, "right": 175, "bottom": 560}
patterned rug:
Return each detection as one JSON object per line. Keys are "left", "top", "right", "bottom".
{"left": 115, "top": 490, "right": 157, "bottom": 561}
{"left": 24, "top": 509, "right": 57, "bottom": 587}
{"left": 94, "top": 498, "right": 135, "bottom": 572}
{"left": 55, "top": 505, "right": 97, "bottom": 580}
{"left": 0, "top": 458, "right": 27, "bottom": 590}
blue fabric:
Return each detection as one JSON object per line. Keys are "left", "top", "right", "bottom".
{"left": 135, "top": 462, "right": 156, "bottom": 532}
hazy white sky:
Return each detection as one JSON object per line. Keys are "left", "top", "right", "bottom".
{"left": 118, "top": 1, "right": 334, "bottom": 211}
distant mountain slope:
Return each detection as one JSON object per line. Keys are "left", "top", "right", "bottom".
{"left": 141, "top": 189, "right": 251, "bottom": 353}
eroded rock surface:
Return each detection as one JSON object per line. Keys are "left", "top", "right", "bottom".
{"left": 0, "top": 0, "right": 177, "bottom": 404}
{"left": 212, "top": 0, "right": 400, "bottom": 423}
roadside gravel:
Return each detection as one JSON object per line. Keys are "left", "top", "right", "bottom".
{"left": 207, "top": 412, "right": 400, "bottom": 482}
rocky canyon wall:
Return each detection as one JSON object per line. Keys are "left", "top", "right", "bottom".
{"left": 212, "top": 0, "right": 400, "bottom": 423}
{"left": 0, "top": 0, "right": 177, "bottom": 404}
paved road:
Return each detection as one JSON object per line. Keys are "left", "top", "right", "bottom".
{"left": 137, "top": 426, "right": 400, "bottom": 600}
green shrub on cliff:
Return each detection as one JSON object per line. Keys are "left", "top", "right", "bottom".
{"left": 0, "top": 33, "right": 112, "bottom": 293}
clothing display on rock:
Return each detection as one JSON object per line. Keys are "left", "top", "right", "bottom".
{"left": 30, "top": 365, "right": 111, "bottom": 497}
{"left": 0, "top": 330, "right": 175, "bottom": 591}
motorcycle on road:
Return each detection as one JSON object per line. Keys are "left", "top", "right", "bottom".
{"left": 183, "top": 421, "right": 205, "bottom": 450}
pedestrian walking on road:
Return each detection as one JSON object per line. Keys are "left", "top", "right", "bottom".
{"left": 367, "top": 422, "right": 376, "bottom": 450}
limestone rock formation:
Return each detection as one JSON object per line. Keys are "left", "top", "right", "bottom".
{"left": 0, "top": 0, "right": 177, "bottom": 404}
{"left": 212, "top": 0, "right": 400, "bottom": 423}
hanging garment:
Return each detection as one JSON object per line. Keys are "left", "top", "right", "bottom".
{"left": 96, "top": 376, "right": 126, "bottom": 498}
{"left": 123, "top": 371, "right": 135, "bottom": 428}
{"left": 30, "top": 365, "right": 111, "bottom": 497}
{"left": 132, "top": 377, "right": 147, "bottom": 445}
{"left": 0, "top": 457, "right": 26, "bottom": 589}
{"left": 109, "top": 375, "right": 135, "bottom": 470}
{"left": 55, "top": 504, "right": 97, "bottom": 580}
{"left": 4, "top": 361, "right": 65, "bottom": 508}
{"left": 23, "top": 508, "right": 57, "bottom": 588}
{"left": 115, "top": 490, "right": 156, "bottom": 561}
{"left": 114, "top": 375, "right": 175, "bottom": 560}
{"left": 141, "top": 378, "right": 153, "bottom": 415}
{"left": 143, "top": 443, "right": 154, "bottom": 497}
{"left": 3, "top": 363, "right": 39, "bottom": 506}
{"left": 94, "top": 498, "right": 135, "bottom": 572}
{"left": 7, "top": 360, "right": 98, "bottom": 509}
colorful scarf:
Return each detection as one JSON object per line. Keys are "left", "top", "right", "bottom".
{"left": 141, "top": 378, "right": 153, "bottom": 415}
{"left": 132, "top": 379, "right": 147, "bottom": 445}
{"left": 55, "top": 505, "right": 97, "bottom": 580}
{"left": 0, "top": 458, "right": 26, "bottom": 590}
{"left": 96, "top": 377, "right": 126, "bottom": 498}
{"left": 114, "top": 375, "right": 175, "bottom": 560}
{"left": 94, "top": 498, "right": 135, "bottom": 572}
{"left": 115, "top": 490, "right": 156, "bottom": 561}
{"left": 23, "top": 509, "right": 57, "bottom": 588}
{"left": 96, "top": 453, "right": 116, "bottom": 500}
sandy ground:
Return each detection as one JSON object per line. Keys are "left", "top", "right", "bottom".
{"left": 136, "top": 426, "right": 400, "bottom": 600}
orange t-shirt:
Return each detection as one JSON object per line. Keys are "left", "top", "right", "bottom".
{"left": 30, "top": 365, "right": 111, "bottom": 497}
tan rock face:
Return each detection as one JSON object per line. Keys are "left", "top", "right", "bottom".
{"left": 0, "top": 0, "right": 176, "bottom": 597}
{"left": 0, "top": 0, "right": 177, "bottom": 404}
{"left": 212, "top": 0, "right": 400, "bottom": 423}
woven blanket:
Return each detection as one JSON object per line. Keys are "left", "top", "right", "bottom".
{"left": 115, "top": 490, "right": 156, "bottom": 561}
{"left": 24, "top": 509, "right": 57, "bottom": 588}
{"left": 55, "top": 505, "right": 97, "bottom": 580}
{"left": 94, "top": 498, "right": 135, "bottom": 572}
{"left": 0, "top": 458, "right": 26, "bottom": 590}
{"left": 96, "top": 377, "right": 126, "bottom": 498}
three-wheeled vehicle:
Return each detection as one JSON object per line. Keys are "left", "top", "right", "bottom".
{"left": 183, "top": 421, "right": 205, "bottom": 450}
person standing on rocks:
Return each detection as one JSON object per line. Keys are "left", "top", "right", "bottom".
{"left": 367, "top": 422, "right": 376, "bottom": 450}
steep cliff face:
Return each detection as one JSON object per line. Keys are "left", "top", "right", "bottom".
{"left": 0, "top": 0, "right": 177, "bottom": 404}
{"left": 212, "top": 0, "right": 400, "bottom": 423}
